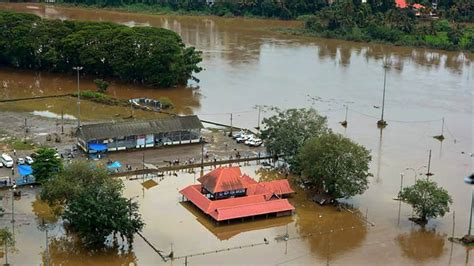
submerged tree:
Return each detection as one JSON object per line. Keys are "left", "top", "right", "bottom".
{"left": 41, "top": 162, "right": 144, "bottom": 247}
{"left": 31, "top": 147, "right": 63, "bottom": 183}
{"left": 260, "top": 108, "right": 328, "bottom": 172}
{"left": 298, "top": 133, "right": 371, "bottom": 199}
{"left": 399, "top": 179, "right": 452, "bottom": 225}
{"left": 94, "top": 79, "right": 110, "bottom": 93}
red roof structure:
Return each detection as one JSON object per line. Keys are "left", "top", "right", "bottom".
{"left": 395, "top": 0, "right": 424, "bottom": 9}
{"left": 197, "top": 167, "right": 246, "bottom": 193}
{"left": 180, "top": 167, "right": 295, "bottom": 222}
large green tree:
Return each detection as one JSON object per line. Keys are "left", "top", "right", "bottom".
{"left": 298, "top": 133, "right": 371, "bottom": 199}
{"left": 0, "top": 11, "right": 202, "bottom": 88}
{"left": 41, "top": 162, "right": 144, "bottom": 247}
{"left": 260, "top": 108, "right": 328, "bottom": 171}
{"left": 31, "top": 147, "right": 63, "bottom": 184}
{"left": 399, "top": 179, "right": 452, "bottom": 224}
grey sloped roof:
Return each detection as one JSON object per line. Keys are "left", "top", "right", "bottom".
{"left": 78, "top": 115, "right": 203, "bottom": 141}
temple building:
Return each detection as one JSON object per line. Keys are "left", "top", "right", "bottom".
{"left": 180, "top": 167, "right": 295, "bottom": 223}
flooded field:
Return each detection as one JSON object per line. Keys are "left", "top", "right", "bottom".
{"left": 0, "top": 3, "right": 472, "bottom": 265}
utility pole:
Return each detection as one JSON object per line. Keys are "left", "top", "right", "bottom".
{"left": 11, "top": 185, "right": 16, "bottom": 223}
{"left": 426, "top": 149, "right": 434, "bottom": 179}
{"left": 377, "top": 61, "right": 389, "bottom": 128}
{"left": 72, "top": 66, "right": 83, "bottom": 128}
{"left": 61, "top": 110, "right": 64, "bottom": 135}
{"left": 399, "top": 172, "right": 404, "bottom": 196}
{"left": 340, "top": 105, "right": 348, "bottom": 127}
{"left": 24, "top": 118, "right": 28, "bottom": 141}
{"left": 256, "top": 105, "right": 262, "bottom": 131}
{"left": 201, "top": 140, "right": 204, "bottom": 170}
{"left": 229, "top": 113, "right": 233, "bottom": 137}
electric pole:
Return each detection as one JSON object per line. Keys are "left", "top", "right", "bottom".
{"left": 72, "top": 66, "right": 83, "bottom": 128}
{"left": 256, "top": 105, "right": 262, "bottom": 131}
{"left": 229, "top": 113, "right": 233, "bottom": 137}
{"left": 377, "top": 60, "right": 389, "bottom": 128}
{"left": 426, "top": 149, "right": 434, "bottom": 179}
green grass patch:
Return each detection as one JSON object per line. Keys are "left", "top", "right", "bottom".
{"left": 71, "top": 90, "right": 128, "bottom": 106}
{"left": 159, "top": 97, "right": 174, "bottom": 109}
{"left": 5, "top": 139, "right": 36, "bottom": 150}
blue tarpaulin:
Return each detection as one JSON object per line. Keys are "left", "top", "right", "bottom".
{"left": 88, "top": 143, "right": 107, "bottom": 152}
{"left": 107, "top": 161, "right": 122, "bottom": 170}
{"left": 18, "top": 165, "right": 33, "bottom": 176}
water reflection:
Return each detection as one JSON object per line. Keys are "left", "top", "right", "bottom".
{"left": 396, "top": 228, "right": 446, "bottom": 262}
{"left": 45, "top": 237, "right": 137, "bottom": 266}
{"left": 291, "top": 190, "right": 367, "bottom": 260}
{"left": 0, "top": 3, "right": 471, "bottom": 73}
{"left": 375, "top": 128, "right": 384, "bottom": 183}
{"left": 31, "top": 197, "right": 58, "bottom": 224}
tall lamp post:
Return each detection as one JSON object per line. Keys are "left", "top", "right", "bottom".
{"left": 464, "top": 174, "right": 474, "bottom": 236}
{"left": 72, "top": 66, "right": 83, "bottom": 128}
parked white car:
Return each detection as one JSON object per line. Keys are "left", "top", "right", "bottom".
{"left": 0, "top": 162, "right": 3, "bottom": 168}
{"left": 25, "top": 156, "right": 34, "bottom": 165}
{"left": 16, "top": 157, "right": 26, "bottom": 165}
{"left": 236, "top": 134, "right": 253, "bottom": 143}
{"left": 246, "top": 137, "right": 263, "bottom": 147}
{"left": 1, "top": 153, "right": 14, "bottom": 168}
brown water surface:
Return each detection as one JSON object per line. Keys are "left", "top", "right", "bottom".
{"left": 0, "top": 3, "right": 472, "bottom": 265}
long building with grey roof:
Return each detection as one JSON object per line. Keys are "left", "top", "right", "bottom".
{"left": 76, "top": 115, "right": 203, "bottom": 153}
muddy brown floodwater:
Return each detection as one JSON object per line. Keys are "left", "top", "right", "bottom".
{"left": 0, "top": 3, "right": 473, "bottom": 265}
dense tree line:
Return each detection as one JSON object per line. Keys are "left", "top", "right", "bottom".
{"left": 59, "top": 0, "right": 328, "bottom": 19}
{"left": 0, "top": 11, "right": 202, "bottom": 87}
{"left": 56, "top": 0, "right": 473, "bottom": 21}
{"left": 302, "top": 0, "right": 474, "bottom": 51}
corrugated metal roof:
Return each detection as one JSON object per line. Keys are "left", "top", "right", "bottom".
{"left": 78, "top": 115, "right": 203, "bottom": 141}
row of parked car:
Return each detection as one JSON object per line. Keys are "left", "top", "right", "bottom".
{"left": 0, "top": 153, "right": 35, "bottom": 168}
{"left": 232, "top": 131, "right": 263, "bottom": 147}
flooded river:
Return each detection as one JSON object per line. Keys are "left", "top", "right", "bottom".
{"left": 0, "top": 3, "right": 473, "bottom": 265}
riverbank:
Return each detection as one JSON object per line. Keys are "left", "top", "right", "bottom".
{"left": 276, "top": 26, "right": 474, "bottom": 52}
{"left": 39, "top": 3, "right": 473, "bottom": 52}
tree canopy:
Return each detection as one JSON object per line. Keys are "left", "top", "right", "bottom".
{"left": 301, "top": 0, "right": 474, "bottom": 51}
{"left": 31, "top": 147, "right": 63, "bottom": 184}
{"left": 298, "top": 133, "right": 371, "bottom": 199}
{"left": 56, "top": 0, "right": 473, "bottom": 22}
{"left": 41, "top": 161, "right": 144, "bottom": 247}
{"left": 0, "top": 11, "right": 202, "bottom": 87}
{"left": 399, "top": 179, "right": 452, "bottom": 224}
{"left": 260, "top": 108, "right": 328, "bottom": 171}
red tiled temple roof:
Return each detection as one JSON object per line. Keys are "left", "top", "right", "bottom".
{"left": 261, "top": 179, "right": 294, "bottom": 196}
{"left": 240, "top": 174, "right": 258, "bottom": 187}
{"left": 197, "top": 167, "right": 245, "bottom": 193}
{"left": 395, "top": 0, "right": 424, "bottom": 9}
{"left": 210, "top": 200, "right": 295, "bottom": 221}
{"left": 180, "top": 167, "right": 296, "bottom": 222}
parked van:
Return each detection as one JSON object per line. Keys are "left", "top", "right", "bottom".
{"left": 1, "top": 153, "right": 14, "bottom": 168}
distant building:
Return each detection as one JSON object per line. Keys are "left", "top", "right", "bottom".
{"left": 395, "top": 0, "right": 424, "bottom": 9}
{"left": 76, "top": 115, "right": 203, "bottom": 153}
{"left": 180, "top": 167, "right": 295, "bottom": 223}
